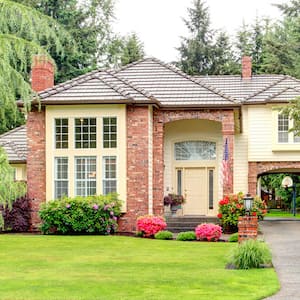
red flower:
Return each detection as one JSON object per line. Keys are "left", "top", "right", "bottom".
{"left": 217, "top": 213, "right": 223, "bottom": 219}
{"left": 252, "top": 212, "right": 257, "bottom": 216}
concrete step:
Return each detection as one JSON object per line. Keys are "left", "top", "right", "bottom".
{"left": 165, "top": 216, "right": 220, "bottom": 233}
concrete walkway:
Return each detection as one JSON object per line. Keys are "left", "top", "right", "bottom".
{"left": 261, "top": 220, "right": 300, "bottom": 299}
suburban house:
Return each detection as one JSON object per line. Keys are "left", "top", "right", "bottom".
{"left": 1, "top": 55, "right": 300, "bottom": 232}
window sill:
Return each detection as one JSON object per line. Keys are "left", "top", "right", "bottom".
{"left": 272, "top": 143, "right": 300, "bottom": 152}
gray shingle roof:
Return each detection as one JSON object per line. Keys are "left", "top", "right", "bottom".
{"left": 38, "top": 57, "right": 238, "bottom": 107}
{"left": 0, "top": 126, "right": 27, "bottom": 163}
{"left": 196, "top": 75, "right": 300, "bottom": 103}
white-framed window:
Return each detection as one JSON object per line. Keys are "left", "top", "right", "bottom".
{"left": 75, "top": 118, "right": 97, "bottom": 148}
{"left": 175, "top": 141, "right": 216, "bottom": 160}
{"left": 103, "top": 156, "right": 117, "bottom": 195}
{"left": 55, "top": 118, "right": 68, "bottom": 149}
{"left": 277, "top": 113, "right": 300, "bottom": 143}
{"left": 75, "top": 156, "right": 96, "bottom": 196}
{"left": 103, "top": 117, "right": 117, "bottom": 148}
{"left": 54, "top": 157, "right": 68, "bottom": 199}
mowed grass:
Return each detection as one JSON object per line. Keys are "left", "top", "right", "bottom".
{"left": 266, "top": 209, "right": 300, "bottom": 218}
{"left": 0, "top": 235, "right": 279, "bottom": 300}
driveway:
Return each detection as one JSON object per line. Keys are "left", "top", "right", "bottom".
{"left": 261, "top": 220, "right": 300, "bottom": 299}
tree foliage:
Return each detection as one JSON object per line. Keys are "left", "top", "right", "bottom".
{"left": 0, "top": 0, "right": 70, "bottom": 133}
{"left": 177, "top": 0, "right": 239, "bottom": 75}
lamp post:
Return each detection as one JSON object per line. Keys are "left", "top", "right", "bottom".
{"left": 243, "top": 193, "right": 254, "bottom": 216}
{"left": 282, "top": 176, "right": 296, "bottom": 217}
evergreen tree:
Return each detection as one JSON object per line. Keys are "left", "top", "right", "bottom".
{"left": 0, "top": 0, "right": 69, "bottom": 133}
{"left": 177, "top": 0, "right": 213, "bottom": 75}
{"left": 15, "top": 0, "right": 115, "bottom": 83}
{"left": 120, "top": 33, "right": 145, "bottom": 66}
{"left": 177, "top": 0, "right": 238, "bottom": 75}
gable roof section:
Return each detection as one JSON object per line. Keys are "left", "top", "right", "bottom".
{"left": 38, "top": 57, "right": 237, "bottom": 108}
{"left": 38, "top": 70, "right": 158, "bottom": 105}
{"left": 196, "top": 75, "right": 300, "bottom": 104}
{"left": 0, "top": 126, "right": 27, "bottom": 163}
{"left": 113, "top": 57, "right": 237, "bottom": 107}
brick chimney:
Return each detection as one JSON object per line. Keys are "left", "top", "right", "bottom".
{"left": 31, "top": 55, "right": 54, "bottom": 92}
{"left": 242, "top": 56, "right": 252, "bottom": 79}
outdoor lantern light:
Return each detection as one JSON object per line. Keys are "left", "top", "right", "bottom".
{"left": 243, "top": 193, "right": 254, "bottom": 215}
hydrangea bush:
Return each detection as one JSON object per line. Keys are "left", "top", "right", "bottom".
{"left": 136, "top": 215, "right": 167, "bottom": 237}
{"left": 217, "top": 193, "right": 267, "bottom": 232}
{"left": 195, "top": 223, "right": 222, "bottom": 242}
{"left": 39, "top": 193, "right": 122, "bottom": 235}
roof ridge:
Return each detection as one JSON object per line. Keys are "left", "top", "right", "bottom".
{"left": 245, "top": 76, "right": 287, "bottom": 101}
{"left": 265, "top": 86, "right": 300, "bottom": 102}
{"left": 112, "top": 57, "right": 153, "bottom": 74}
{"left": 0, "top": 125, "right": 26, "bottom": 138}
{"left": 96, "top": 72, "right": 135, "bottom": 100}
{"left": 105, "top": 70, "right": 159, "bottom": 103}
{"left": 149, "top": 57, "right": 239, "bottom": 104}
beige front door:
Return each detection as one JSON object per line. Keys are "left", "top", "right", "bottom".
{"left": 183, "top": 167, "right": 208, "bottom": 215}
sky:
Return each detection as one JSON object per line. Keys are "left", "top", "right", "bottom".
{"left": 113, "top": 0, "right": 289, "bottom": 62}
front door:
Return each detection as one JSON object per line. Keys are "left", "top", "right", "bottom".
{"left": 176, "top": 167, "right": 215, "bottom": 215}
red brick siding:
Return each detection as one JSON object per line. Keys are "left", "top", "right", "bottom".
{"left": 249, "top": 161, "right": 300, "bottom": 195}
{"left": 26, "top": 109, "right": 46, "bottom": 230}
{"left": 118, "top": 106, "right": 150, "bottom": 232}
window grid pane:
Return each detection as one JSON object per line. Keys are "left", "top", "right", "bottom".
{"left": 278, "top": 114, "right": 289, "bottom": 143}
{"left": 54, "top": 157, "right": 68, "bottom": 199}
{"left": 75, "top": 118, "right": 97, "bottom": 148}
{"left": 103, "top": 156, "right": 117, "bottom": 195}
{"left": 175, "top": 141, "right": 216, "bottom": 160}
{"left": 75, "top": 156, "right": 96, "bottom": 196}
{"left": 103, "top": 117, "right": 117, "bottom": 148}
{"left": 55, "top": 118, "right": 68, "bottom": 149}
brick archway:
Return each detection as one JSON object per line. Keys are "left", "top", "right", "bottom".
{"left": 152, "top": 109, "right": 235, "bottom": 215}
{"left": 248, "top": 161, "right": 300, "bottom": 195}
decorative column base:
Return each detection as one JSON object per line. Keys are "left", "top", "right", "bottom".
{"left": 238, "top": 216, "right": 258, "bottom": 243}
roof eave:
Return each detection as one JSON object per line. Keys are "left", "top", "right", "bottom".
{"left": 160, "top": 103, "right": 241, "bottom": 110}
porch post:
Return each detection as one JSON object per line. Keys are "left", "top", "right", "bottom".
{"left": 222, "top": 111, "right": 235, "bottom": 195}
{"left": 152, "top": 110, "right": 164, "bottom": 215}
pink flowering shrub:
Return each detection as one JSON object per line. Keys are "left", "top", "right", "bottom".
{"left": 195, "top": 223, "right": 222, "bottom": 242}
{"left": 136, "top": 215, "right": 167, "bottom": 237}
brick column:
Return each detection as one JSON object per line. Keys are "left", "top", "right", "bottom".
{"left": 248, "top": 162, "right": 258, "bottom": 196}
{"left": 238, "top": 216, "right": 258, "bottom": 243}
{"left": 222, "top": 111, "right": 235, "bottom": 195}
{"left": 118, "top": 106, "right": 149, "bottom": 233}
{"left": 152, "top": 110, "right": 164, "bottom": 216}
{"left": 26, "top": 109, "right": 46, "bottom": 230}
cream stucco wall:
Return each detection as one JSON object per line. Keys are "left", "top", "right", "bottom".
{"left": 248, "top": 105, "right": 300, "bottom": 161}
{"left": 45, "top": 105, "right": 127, "bottom": 210}
{"left": 164, "top": 119, "right": 223, "bottom": 215}
{"left": 233, "top": 106, "right": 249, "bottom": 194}
{"left": 11, "top": 163, "right": 27, "bottom": 181}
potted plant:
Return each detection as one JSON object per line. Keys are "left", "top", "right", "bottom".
{"left": 164, "top": 193, "right": 185, "bottom": 215}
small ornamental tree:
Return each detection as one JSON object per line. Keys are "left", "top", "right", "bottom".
{"left": 0, "top": 147, "right": 26, "bottom": 229}
{"left": 136, "top": 215, "right": 167, "bottom": 237}
{"left": 217, "top": 193, "right": 267, "bottom": 232}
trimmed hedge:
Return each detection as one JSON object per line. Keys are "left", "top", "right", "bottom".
{"left": 39, "top": 193, "right": 122, "bottom": 235}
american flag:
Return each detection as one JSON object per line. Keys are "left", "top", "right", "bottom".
{"left": 221, "top": 138, "right": 230, "bottom": 186}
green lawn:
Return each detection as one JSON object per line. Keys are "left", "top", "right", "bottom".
{"left": 0, "top": 235, "right": 279, "bottom": 300}
{"left": 266, "top": 209, "right": 300, "bottom": 218}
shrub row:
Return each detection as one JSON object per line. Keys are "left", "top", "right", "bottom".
{"left": 39, "top": 193, "right": 122, "bottom": 235}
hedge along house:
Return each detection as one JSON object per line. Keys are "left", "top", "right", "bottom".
{"left": 11, "top": 55, "right": 300, "bottom": 232}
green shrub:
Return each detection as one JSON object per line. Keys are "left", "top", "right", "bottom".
{"left": 228, "top": 239, "right": 272, "bottom": 269}
{"left": 154, "top": 230, "right": 173, "bottom": 240}
{"left": 228, "top": 232, "right": 239, "bottom": 243}
{"left": 39, "top": 193, "right": 122, "bottom": 235}
{"left": 176, "top": 231, "right": 196, "bottom": 241}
